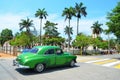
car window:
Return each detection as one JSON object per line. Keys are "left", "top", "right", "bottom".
{"left": 29, "top": 48, "right": 38, "bottom": 53}
{"left": 56, "top": 49, "right": 63, "bottom": 55}
{"left": 45, "top": 49, "right": 54, "bottom": 55}
{"left": 22, "top": 49, "right": 30, "bottom": 53}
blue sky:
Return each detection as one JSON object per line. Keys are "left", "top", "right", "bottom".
{"left": 0, "top": 0, "right": 119, "bottom": 39}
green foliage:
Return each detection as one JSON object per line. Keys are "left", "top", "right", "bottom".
{"left": 75, "top": 2, "right": 87, "bottom": 18}
{"left": 106, "top": 2, "right": 120, "bottom": 39}
{"left": 64, "top": 26, "right": 73, "bottom": 35}
{"left": 116, "top": 42, "right": 120, "bottom": 52}
{"left": 10, "top": 32, "right": 37, "bottom": 47}
{"left": 91, "top": 21, "right": 103, "bottom": 37}
{"left": 14, "top": 32, "right": 20, "bottom": 37}
{"left": 62, "top": 7, "right": 76, "bottom": 50}
{"left": 19, "top": 18, "right": 34, "bottom": 34}
{"left": 35, "top": 8, "right": 48, "bottom": 19}
{"left": 73, "top": 34, "right": 110, "bottom": 51}
{"left": 73, "top": 34, "right": 91, "bottom": 48}
{"left": 64, "top": 26, "right": 73, "bottom": 42}
{"left": 73, "top": 34, "right": 91, "bottom": 55}
{"left": 91, "top": 38, "right": 101, "bottom": 47}
{"left": 42, "top": 36, "right": 65, "bottom": 46}
{"left": 109, "top": 39, "right": 116, "bottom": 49}
{"left": 75, "top": 2, "right": 87, "bottom": 35}
{"left": 35, "top": 8, "right": 48, "bottom": 45}
{"left": 43, "top": 20, "right": 64, "bottom": 45}
{"left": 62, "top": 7, "right": 76, "bottom": 21}
{"left": 97, "top": 41, "right": 108, "bottom": 49}
{"left": 43, "top": 21, "right": 59, "bottom": 37}
{"left": 106, "top": 2, "right": 120, "bottom": 51}
{"left": 43, "top": 21, "right": 65, "bottom": 45}
{"left": 0, "top": 28, "right": 13, "bottom": 46}
{"left": 18, "top": 18, "right": 36, "bottom": 47}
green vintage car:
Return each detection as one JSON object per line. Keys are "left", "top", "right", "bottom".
{"left": 13, "top": 46, "right": 77, "bottom": 72}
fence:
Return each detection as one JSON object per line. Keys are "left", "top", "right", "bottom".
{"left": 0, "top": 46, "right": 22, "bottom": 56}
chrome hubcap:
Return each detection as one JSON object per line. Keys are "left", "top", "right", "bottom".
{"left": 36, "top": 64, "right": 44, "bottom": 72}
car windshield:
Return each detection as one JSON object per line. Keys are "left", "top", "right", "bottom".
{"left": 22, "top": 49, "right": 30, "bottom": 53}
{"left": 29, "top": 48, "right": 38, "bottom": 53}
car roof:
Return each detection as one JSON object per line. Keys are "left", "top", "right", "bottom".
{"left": 34, "top": 46, "right": 61, "bottom": 54}
{"left": 34, "top": 46, "right": 60, "bottom": 49}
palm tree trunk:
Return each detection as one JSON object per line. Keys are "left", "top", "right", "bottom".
{"left": 77, "top": 18, "right": 79, "bottom": 35}
{"left": 108, "top": 33, "right": 110, "bottom": 54}
{"left": 68, "top": 19, "right": 71, "bottom": 51}
{"left": 40, "top": 19, "right": 42, "bottom": 45}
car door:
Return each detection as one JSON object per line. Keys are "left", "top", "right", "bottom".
{"left": 44, "top": 49, "right": 56, "bottom": 67}
{"left": 55, "top": 49, "right": 67, "bottom": 66}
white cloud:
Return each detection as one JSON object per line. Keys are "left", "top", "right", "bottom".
{"left": 0, "top": 13, "right": 114, "bottom": 40}
{"left": 0, "top": 12, "right": 30, "bottom": 34}
{"left": 54, "top": 16, "right": 108, "bottom": 39}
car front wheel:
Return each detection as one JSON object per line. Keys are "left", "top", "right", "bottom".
{"left": 70, "top": 60, "right": 75, "bottom": 67}
{"left": 35, "top": 63, "right": 45, "bottom": 73}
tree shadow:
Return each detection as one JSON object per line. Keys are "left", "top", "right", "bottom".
{"left": 15, "top": 65, "right": 80, "bottom": 75}
{"left": 114, "top": 58, "right": 120, "bottom": 60}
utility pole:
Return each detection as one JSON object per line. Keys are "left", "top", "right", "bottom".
{"left": 108, "top": 33, "right": 110, "bottom": 54}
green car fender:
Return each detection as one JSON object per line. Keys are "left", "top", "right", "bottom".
{"left": 23, "top": 57, "right": 48, "bottom": 68}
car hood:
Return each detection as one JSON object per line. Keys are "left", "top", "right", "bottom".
{"left": 64, "top": 52, "right": 72, "bottom": 55}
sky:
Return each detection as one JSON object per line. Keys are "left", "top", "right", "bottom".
{"left": 0, "top": 0, "right": 119, "bottom": 40}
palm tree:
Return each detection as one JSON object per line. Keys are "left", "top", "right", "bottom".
{"left": 62, "top": 7, "right": 76, "bottom": 50}
{"left": 43, "top": 21, "right": 59, "bottom": 37}
{"left": 19, "top": 18, "right": 34, "bottom": 48}
{"left": 91, "top": 21, "right": 103, "bottom": 38}
{"left": 35, "top": 8, "right": 48, "bottom": 45}
{"left": 64, "top": 26, "right": 73, "bottom": 42}
{"left": 19, "top": 18, "right": 34, "bottom": 34}
{"left": 75, "top": 2, "right": 87, "bottom": 35}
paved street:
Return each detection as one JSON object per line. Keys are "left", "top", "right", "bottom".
{"left": 77, "top": 54, "right": 120, "bottom": 70}
{"left": 0, "top": 54, "right": 120, "bottom": 80}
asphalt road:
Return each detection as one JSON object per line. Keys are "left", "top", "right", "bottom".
{"left": 0, "top": 54, "right": 120, "bottom": 80}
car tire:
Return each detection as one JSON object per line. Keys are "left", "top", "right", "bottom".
{"left": 70, "top": 60, "right": 75, "bottom": 67}
{"left": 35, "top": 63, "right": 45, "bottom": 73}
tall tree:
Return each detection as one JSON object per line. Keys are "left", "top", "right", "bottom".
{"left": 64, "top": 26, "right": 73, "bottom": 42}
{"left": 35, "top": 8, "right": 48, "bottom": 45}
{"left": 19, "top": 18, "right": 34, "bottom": 47}
{"left": 19, "top": 18, "right": 34, "bottom": 34}
{"left": 43, "top": 21, "right": 59, "bottom": 37}
{"left": 106, "top": 2, "right": 120, "bottom": 40}
{"left": 73, "top": 34, "right": 91, "bottom": 55}
{"left": 43, "top": 21, "right": 64, "bottom": 45}
{"left": 91, "top": 21, "right": 103, "bottom": 38}
{"left": 75, "top": 2, "right": 87, "bottom": 35}
{"left": 0, "top": 28, "right": 13, "bottom": 46}
{"left": 62, "top": 7, "right": 76, "bottom": 50}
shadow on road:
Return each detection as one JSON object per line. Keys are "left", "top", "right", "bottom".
{"left": 114, "top": 58, "right": 120, "bottom": 60}
{"left": 15, "top": 65, "right": 80, "bottom": 75}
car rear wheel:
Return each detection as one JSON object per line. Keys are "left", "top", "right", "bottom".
{"left": 35, "top": 63, "right": 45, "bottom": 73}
{"left": 70, "top": 60, "right": 75, "bottom": 67}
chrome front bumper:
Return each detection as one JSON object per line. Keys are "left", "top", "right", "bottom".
{"left": 13, "top": 60, "right": 30, "bottom": 68}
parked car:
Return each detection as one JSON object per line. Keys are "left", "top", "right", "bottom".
{"left": 13, "top": 46, "right": 77, "bottom": 72}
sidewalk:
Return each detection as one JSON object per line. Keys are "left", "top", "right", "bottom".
{"left": 76, "top": 53, "right": 120, "bottom": 61}
{"left": 0, "top": 53, "right": 16, "bottom": 58}
{"left": 76, "top": 55, "right": 97, "bottom": 61}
